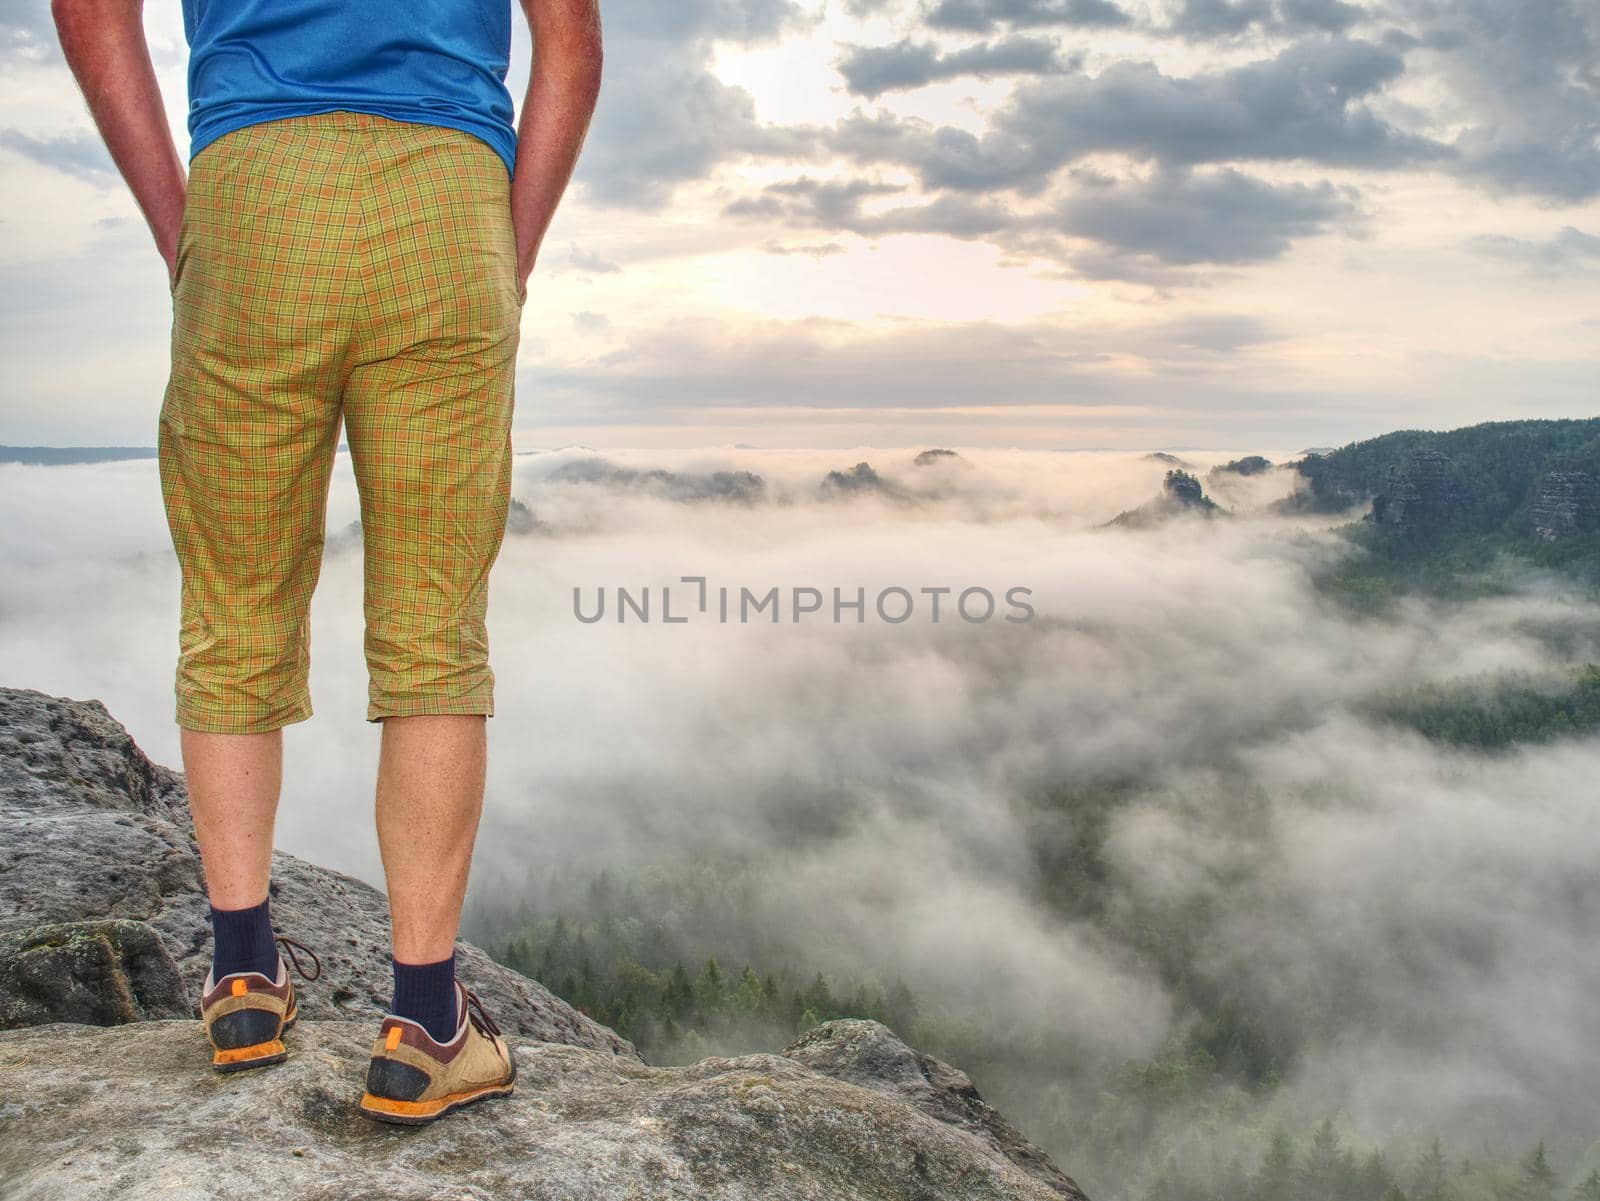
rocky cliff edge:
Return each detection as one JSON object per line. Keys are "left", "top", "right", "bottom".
{"left": 0, "top": 685, "right": 1086, "bottom": 1201}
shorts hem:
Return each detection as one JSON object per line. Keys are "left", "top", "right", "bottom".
{"left": 176, "top": 702, "right": 314, "bottom": 735}
{"left": 366, "top": 695, "right": 495, "bottom": 723}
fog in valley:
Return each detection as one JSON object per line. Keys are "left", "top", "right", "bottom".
{"left": 5, "top": 445, "right": 1598, "bottom": 1195}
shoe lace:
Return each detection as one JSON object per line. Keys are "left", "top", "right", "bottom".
{"left": 275, "top": 934, "right": 323, "bottom": 981}
{"left": 461, "top": 986, "right": 502, "bottom": 1038}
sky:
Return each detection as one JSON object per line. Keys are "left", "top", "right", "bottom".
{"left": 1, "top": 0, "right": 1596, "bottom": 449}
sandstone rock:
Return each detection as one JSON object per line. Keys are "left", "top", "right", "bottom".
{"left": 819, "top": 461, "right": 910, "bottom": 502}
{"left": 0, "top": 1018, "right": 1086, "bottom": 1201}
{"left": 1143, "top": 451, "right": 1192, "bottom": 468}
{"left": 784, "top": 1020, "right": 1087, "bottom": 1200}
{"left": 1208, "top": 455, "right": 1273, "bottom": 477}
{"left": 1163, "top": 469, "right": 1207, "bottom": 507}
{"left": 1369, "top": 449, "right": 1465, "bottom": 539}
{"left": 548, "top": 457, "right": 767, "bottom": 504}
{"left": 0, "top": 919, "right": 189, "bottom": 1028}
{"left": 0, "top": 686, "right": 636, "bottom": 1057}
{"left": 0, "top": 685, "right": 1091, "bottom": 1200}
{"left": 1530, "top": 470, "right": 1600, "bottom": 542}
{"left": 1105, "top": 469, "right": 1222, "bottom": 528}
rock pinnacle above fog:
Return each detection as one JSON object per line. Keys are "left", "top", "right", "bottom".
{"left": 1106, "top": 468, "right": 1224, "bottom": 528}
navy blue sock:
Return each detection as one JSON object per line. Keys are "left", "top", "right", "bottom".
{"left": 210, "top": 895, "right": 279, "bottom": 981}
{"left": 392, "top": 952, "right": 458, "bottom": 1043}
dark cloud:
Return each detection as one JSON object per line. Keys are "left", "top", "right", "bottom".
{"left": 521, "top": 309, "right": 1298, "bottom": 422}
{"left": 561, "top": 245, "right": 623, "bottom": 274}
{"left": 925, "top": 0, "right": 1132, "bottom": 34}
{"left": 1042, "top": 245, "right": 1198, "bottom": 287}
{"left": 599, "top": 0, "right": 802, "bottom": 44}
{"left": 731, "top": 176, "right": 906, "bottom": 227}
{"left": 0, "top": 129, "right": 116, "bottom": 184}
{"left": 1278, "top": 0, "right": 1366, "bottom": 34}
{"left": 1167, "top": 0, "right": 1273, "bottom": 38}
{"left": 722, "top": 175, "right": 1016, "bottom": 240}
{"left": 829, "top": 38, "right": 1448, "bottom": 194}
{"left": 578, "top": 49, "right": 821, "bottom": 208}
{"left": 573, "top": 0, "right": 821, "bottom": 208}
{"left": 835, "top": 35, "right": 1075, "bottom": 98}
{"left": 1165, "top": 0, "right": 1364, "bottom": 39}
{"left": 1465, "top": 226, "right": 1600, "bottom": 277}
{"left": 761, "top": 240, "right": 850, "bottom": 257}
{"left": 1048, "top": 165, "right": 1360, "bottom": 266}
{"left": 723, "top": 164, "right": 1357, "bottom": 279}
{"left": 1400, "top": 0, "right": 1600, "bottom": 202}
{"left": 572, "top": 311, "right": 613, "bottom": 333}
{"left": 1132, "top": 311, "right": 1284, "bottom": 353}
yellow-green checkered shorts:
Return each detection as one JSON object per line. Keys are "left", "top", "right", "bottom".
{"left": 159, "top": 111, "right": 525, "bottom": 733}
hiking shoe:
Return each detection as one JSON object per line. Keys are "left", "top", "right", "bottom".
{"left": 358, "top": 980, "right": 516, "bottom": 1125}
{"left": 200, "top": 934, "right": 321, "bottom": 1072}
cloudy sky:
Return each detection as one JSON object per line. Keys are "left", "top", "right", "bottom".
{"left": 3, "top": 0, "right": 1598, "bottom": 449}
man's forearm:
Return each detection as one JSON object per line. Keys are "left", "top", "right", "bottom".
{"left": 510, "top": 0, "right": 602, "bottom": 284}
{"left": 54, "top": 0, "right": 187, "bottom": 276}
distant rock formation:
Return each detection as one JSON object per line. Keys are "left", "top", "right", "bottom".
{"left": 548, "top": 457, "right": 767, "bottom": 504}
{"left": 0, "top": 685, "right": 1089, "bottom": 1201}
{"left": 913, "top": 448, "right": 965, "bottom": 467}
{"left": 1369, "top": 449, "right": 1466, "bottom": 539}
{"left": 324, "top": 516, "right": 364, "bottom": 555}
{"left": 1143, "top": 451, "right": 1193, "bottom": 468}
{"left": 1164, "top": 469, "right": 1208, "bottom": 507}
{"left": 1107, "top": 469, "right": 1223, "bottom": 528}
{"left": 505, "top": 495, "right": 550, "bottom": 536}
{"left": 328, "top": 498, "right": 548, "bottom": 549}
{"left": 1209, "top": 455, "right": 1273, "bottom": 478}
{"left": 1285, "top": 420, "right": 1600, "bottom": 537}
{"left": 1530, "top": 470, "right": 1600, "bottom": 542}
{"left": 819, "top": 460, "right": 909, "bottom": 501}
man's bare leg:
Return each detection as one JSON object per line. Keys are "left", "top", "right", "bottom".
{"left": 374, "top": 714, "right": 487, "bottom": 966}
{"left": 183, "top": 727, "right": 292, "bottom": 1021}
{"left": 183, "top": 729, "right": 283, "bottom": 909}
{"left": 181, "top": 715, "right": 486, "bottom": 966}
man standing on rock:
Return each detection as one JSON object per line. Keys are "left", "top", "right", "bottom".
{"left": 53, "top": 0, "right": 602, "bottom": 1123}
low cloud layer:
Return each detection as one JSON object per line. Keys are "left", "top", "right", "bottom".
{"left": 6, "top": 447, "right": 1600, "bottom": 1162}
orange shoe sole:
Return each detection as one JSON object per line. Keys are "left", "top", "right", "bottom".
{"left": 212, "top": 1038, "right": 288, "bottom": 1071}
{"left": 209, "top": 1005, "right": 296, "bottom": 1073}
{"left": 357, "top": 1078, "right": 516, "bottom": 1126}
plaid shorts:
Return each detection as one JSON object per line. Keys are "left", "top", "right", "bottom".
{"left": 159, "top": 111, "right": 525, "bottom": 733}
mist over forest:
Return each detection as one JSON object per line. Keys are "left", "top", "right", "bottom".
{"left": 5, "top": 426, "right": 1600, "bottom": 1199}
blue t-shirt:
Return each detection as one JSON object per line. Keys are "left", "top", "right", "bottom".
{"left": 181, "top": 0, "right": 518, "bottom": 179}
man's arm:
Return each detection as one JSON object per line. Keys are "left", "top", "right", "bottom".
{"left": 511, "top": 0, "right": 602, "bottom": 289}
{"left": 53, "top": 0, "right": 188, "bottom": 287}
